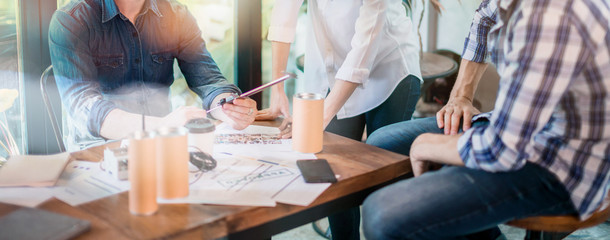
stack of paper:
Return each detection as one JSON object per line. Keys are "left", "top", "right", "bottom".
{"left": 0, "top": 153, "right": 70, "bottom": 187}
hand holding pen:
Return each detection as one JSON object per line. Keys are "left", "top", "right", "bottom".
{"left": 206, "top": 73, "right": 297, "bottom": 113}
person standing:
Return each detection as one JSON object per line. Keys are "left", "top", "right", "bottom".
{"left": 261, "top": 0, "right": 422, "bottom": 239}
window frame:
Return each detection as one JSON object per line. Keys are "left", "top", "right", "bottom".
{"left": 20, "top": 0, "right": 58, "bottom": 154}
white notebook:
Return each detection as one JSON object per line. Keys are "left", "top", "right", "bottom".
{"left": 0, "top": 152, "right": 70, "bottom": 187}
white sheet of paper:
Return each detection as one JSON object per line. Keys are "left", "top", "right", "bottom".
{"left": 167, "top": 153, "right": 329, "bottom": 207}
{"left": 0, "top": 187, "right": 54, "bottom": 207}
{"left": 273, "top": 175, "right": 331, "bottom": 206}
{"left": 157, "top": 189, "right": 276, "bottom": 207}
{"left": 0, "top": 152, "right": 70, "bottom": 187}
{"left": 214, "top": 123, "right": 293, "bottom": 152}
{"left": 53, "top": 161, "right": 130, "bottom": 206}
{"left": 188, "top": 155, "right": 299, "bottom": 197}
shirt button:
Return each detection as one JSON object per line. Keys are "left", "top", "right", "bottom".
{"left": 135, "top": 58, "right": 141, "bottom": 64}
{"left": 132, "top": 32, "right": 137, "bottom": 37}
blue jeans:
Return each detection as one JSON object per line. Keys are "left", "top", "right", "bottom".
{"left": 327, "top": 75, "right": 421, "bottom": 240}
{"left": 366, "top": 117, "right": 442, "bottom": 156}
{"left": 362, "top": 159, "right": 577, "bottom": 240}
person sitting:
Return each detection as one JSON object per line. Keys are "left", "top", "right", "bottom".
{"left": 363, "top": 0, "right": 610, "bottom": 239}
{"left": 49, "top": 0, "right": 257, "bottom": 151}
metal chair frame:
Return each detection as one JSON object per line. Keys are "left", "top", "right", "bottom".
{"left": 40, "top": 65, "right": 66, "bottom": 152}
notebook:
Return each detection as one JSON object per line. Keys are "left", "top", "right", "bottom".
{"left": 0, "top": 152, "right": 70, "bottom": 187}
{"left": 0, "top": 207, "right": 90, "bottom": 240}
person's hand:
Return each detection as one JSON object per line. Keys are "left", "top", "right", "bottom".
{"left": 410, "top": 157, "right": 430, "bottom": 177}
{"left": 409, "top": 133, "right": 446, "bottom": 176}
{"left": 277, "top": 117, "right": 292, "bottom": 139}
{"left": 436, "top": 96, "right": 480, "bottom": 135}
{"left": 256, "top": 91, "right": 290, "bottom": 121}
{"left": 162, "top": 106, "right": 206, "bottom": 127}
{"left": 222, "top": 97, "right": 257, "bottom": 130}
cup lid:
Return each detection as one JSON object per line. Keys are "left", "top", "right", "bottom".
{"left": 294, "top": 92, "right": 324, "bottom": 100}
{"left": 185, "top": 118, "right": 215, "bottom": 133}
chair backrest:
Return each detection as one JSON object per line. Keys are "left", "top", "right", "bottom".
{"left": 40, "top": 65, "right": 66, "bottom": 152}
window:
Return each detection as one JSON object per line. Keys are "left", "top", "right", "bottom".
{"left": 260, "top": 0, "right": 306, "bottom": 109}
{"left": 0, "top": 0, "right": 23, "bottom": 159}
{"left": 171, "top": 0, "right": 236, "bottom": 109}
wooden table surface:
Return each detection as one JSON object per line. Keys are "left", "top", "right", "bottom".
{"left": 0, "top": 121, "right": 411, "bottom": 240}
{"left": 420, "top": 52, "right": 458, "bottom": 81}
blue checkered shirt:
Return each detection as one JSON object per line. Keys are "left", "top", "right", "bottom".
{"left": 457, "top": 0, "right": 610, "bottom": 220}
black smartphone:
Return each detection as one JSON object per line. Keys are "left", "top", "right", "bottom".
{"left": 296, "top": 159, "right": 337, "bottom": 183}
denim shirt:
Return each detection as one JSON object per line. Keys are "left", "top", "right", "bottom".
{"left": 49, "top": 0, "right": 240, "bottom": 151}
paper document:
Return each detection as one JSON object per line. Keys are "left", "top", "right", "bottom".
{"left": 53, "top": 161, "right": 130, "bottom": 206}
{"left": 0, "top": 152, "right": 70, "bottom": 187}
{"left": 157, "top": 190, "right": 276, "bottom": 207}
{"left": 214, "top": 123, "right": 293, "bottom": 152}
{"left": 0, "top": 187, "right": 54, "bottom": 207}
{"left": 160, "top": 152, "right": 329, "bottom": 207}
{"left": 274, "top": 176, "right": 331, "bottom": 206}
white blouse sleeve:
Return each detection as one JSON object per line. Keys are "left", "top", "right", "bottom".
{"left": 335, "top": 0, "right": 387, "bottom": 85}
{"left": 267, "top": 0, "right": 304, "bottom": 43}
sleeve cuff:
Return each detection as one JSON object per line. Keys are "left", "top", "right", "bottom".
{"left": 88, "top": 100, "right": 117, "bottom": 138}
{"left": 268, "top": 26, "right": 297, "bottom": 43}
{"left": 335, "top": 67, "right": 370, "bottom": 86}
{"left": 461, "top": 36, "right": 488, "bottom": 63}
{"left": 457, "top": 128, "right": 479, "bottom": 169}
{"left": 203, "top": 87, "right": 241, "bottom": 110}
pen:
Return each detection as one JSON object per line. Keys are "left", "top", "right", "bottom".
{"left": 206, "top": 73, "right": 297, "bottom": 113}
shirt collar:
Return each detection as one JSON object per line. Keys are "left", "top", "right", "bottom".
{"left": 148, "top": 0, "right": 163, "bottom": 18}
{"left": 102, "top": 0, "right": 163, "bottom": 23}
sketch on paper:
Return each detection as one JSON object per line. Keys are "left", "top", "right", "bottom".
{"left": 215, "top": 133, "right": 282, "bottom": 145}
{"left": 218, "top": 167, "right": 295, "bottom": 189}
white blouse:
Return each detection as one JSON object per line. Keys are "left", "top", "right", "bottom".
{"left": 268, "top": 0, "right": 421, "bottom": 119}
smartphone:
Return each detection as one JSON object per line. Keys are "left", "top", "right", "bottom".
{"left": 296, "top": 159, "right": 337, "bottom": 183}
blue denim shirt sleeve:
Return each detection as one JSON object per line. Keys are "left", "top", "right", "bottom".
{"left": 174, "top": 5, "right": 241, "bottom": 109}
{"left": 49, "top": 10, "right": 117, "bottom": 138}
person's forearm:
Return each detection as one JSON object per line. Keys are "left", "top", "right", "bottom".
{"left": 410, "top": 133, "right": 464, "bottom": 166}
{"left": 323, "top": 80, "right": 359, "bottom": 127}
{"left": 100, "top": 109, "right": 163, "bottom": 140}
{"left": 449, "top": 59, "right": 488, "bottom": 102}
{"left": 270, "top": 41, "right": 291, "bottom": 97}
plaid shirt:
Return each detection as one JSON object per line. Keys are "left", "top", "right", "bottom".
{"left": 457, "top": 0, "right": 610, "bottom": 220}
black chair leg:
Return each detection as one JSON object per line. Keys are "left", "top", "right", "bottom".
{"left": 525, "top": 230, "right": 570, "bottom": 240}
{"left": 312, "top": 221, "right": 331, "bottom": 239}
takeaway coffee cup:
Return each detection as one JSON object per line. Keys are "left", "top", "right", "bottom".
{"left": 185, "top": 118, "right": 215, "bottom": 156}
{"left": 292, "top": 92, "right": 324, "bottom": 153}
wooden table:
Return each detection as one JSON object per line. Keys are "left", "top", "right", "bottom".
{"left": 0, "top": 122, "right": 411, "bottom": 239}
{"left": 420, "top": 52, "right": 458, "bottom": 81}
{"left": 420, "top": 52, "right": 459, "bottom": 94}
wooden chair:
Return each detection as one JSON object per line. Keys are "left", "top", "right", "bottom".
{"left": 506, "top": 192, "right": 610, "bottom": 240}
